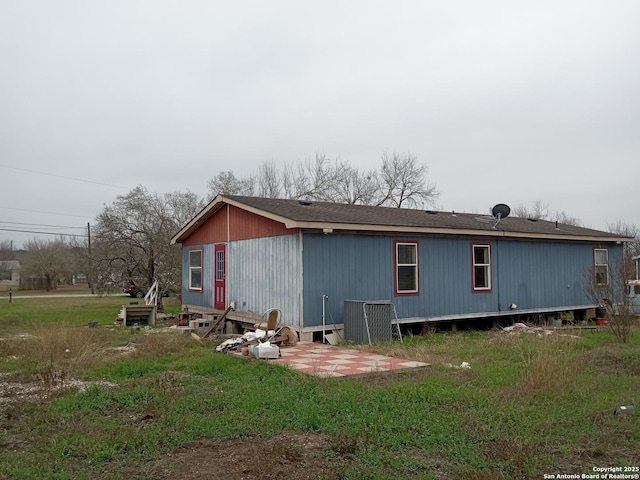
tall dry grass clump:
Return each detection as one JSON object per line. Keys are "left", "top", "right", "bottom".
{"left": 0, "top": 325, "right": 114, "bottom": 389}
{"left": 131, "top": 331, "right": 197, "bottom": 359}
{"left": 28, "top": 324, "right": 112, "bottom": 372}
{"left": 516, "top": 333, "right": 580, "bottom": 394}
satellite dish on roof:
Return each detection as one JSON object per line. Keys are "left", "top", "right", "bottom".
{"left": 491, "top": 204, "right": 511, "bottom": 220}
{"left": 475, "top": 203, "right": 511, "bottom": 229}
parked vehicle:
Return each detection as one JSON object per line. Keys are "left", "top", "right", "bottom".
{"left": 123, "top": 281, "right": 172, "bottom": 298}
{"left": 123, "top": 281, "right": 145, "bottom": 298}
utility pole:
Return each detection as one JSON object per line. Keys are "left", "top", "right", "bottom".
{"left": 87, "top": 222, "right": 94, "bottom": 294}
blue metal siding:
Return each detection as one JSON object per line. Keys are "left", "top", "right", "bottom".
{"left": 303, "top": 234, "right": 393, "bottom": 328}
{"left": 302, "top": 233, "right": 624, "bottom": 327}
{"left": 228, "top": 234, "right": 301, "bottom": 328}
{"left": 496, "top": 240, "right": 623, "bottom": 310}
{"left": 420, "top": 238, "right": 498, "bottom": 317}
{"left": 181, "top": 244, "right": 215, "bottom": 309}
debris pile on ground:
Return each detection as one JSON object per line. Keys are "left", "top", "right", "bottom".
{"left": 214, "top": 325, "right": 298, "bottom": 360}
{"left": 500, "top": 322, "right": 582, "bottom": 339}
{"left": 215, "top": 329, "right": 268, "bottom": 352}
{"left": 501, "top": 323, "right": 553, "bottom": 335}
{"left": 613, "top": 405, "right": 636, "bottom": 416}
{"left": 445, "top": 361, "right": 471, "bottom": 369}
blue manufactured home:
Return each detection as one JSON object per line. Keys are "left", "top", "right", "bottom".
{"left": 171, "top": 195, "right": 629, "bottom": 340}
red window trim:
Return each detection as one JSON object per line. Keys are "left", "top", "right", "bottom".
{"left": 471, "top": 243, "right": 492, "bottom": 293}
{"left": 394, "top": 240, "right": 419, "bottom": 296}
{"left": 188, "top": 248, "right": 204, "bottom": 292}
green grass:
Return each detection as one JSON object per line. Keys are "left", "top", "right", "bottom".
{"left": 1, "top": 297, "right": 639, "bottom": 479}
{"left": 0, "top": 295, "right": 181, "bottom": 328}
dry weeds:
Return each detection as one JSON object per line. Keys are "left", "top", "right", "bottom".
{"left": 515, "top": 333, "right": 581, "bottom": 394}
{"left": 130, "top": 329, "right": 198, "bottom": 359}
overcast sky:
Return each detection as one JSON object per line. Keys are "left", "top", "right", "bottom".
{"left": 1, "top": 1, "right": 639, "bottom": 247}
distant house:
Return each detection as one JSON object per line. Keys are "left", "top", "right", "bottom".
{"left": 171, "top": 195, "right": 631, "bottom": 340}
{"left": 634, "top": 255, "right": 640, "bottom": 280}
{"left": 0, "top": 260, "right": 21, "bottom": 292}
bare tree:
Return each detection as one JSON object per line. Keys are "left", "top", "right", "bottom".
{"left": 256, "top": 161, "right": 281, "bottom": 198}
{"left": 585, "top": 258, "right": 635, "bottom": 343}
{"left": 606, "top": 221, "right": 640, "bottom": 280}
{"left": 551, "top": 210, "right": 583, "bottom": 227}
{"left": 22, "top": 238, "right": 70, "bottom": 291}
{"left": 513, "top": 200, "right": 583, "bottom": 226}
{"left": 207, "top": 171, "right": 240, "bottom": 196}
{"left": 376, "top": 152, "right": 439, "bottom": 208}
{"left": 206, "top": 152, "right": 439, "bottom": 208}
{"left": 607, "top": 221, "right": 640, "bottom": 257}
{"left": 206, "top": 171, "right": 255, "bottom": 199}
{"left": 0, "top": 241, "right": 13, "bottom": 282}
{"left": 330, "top": 161, "right": 379, "bottom": 205}
{"left": 281, "top": 154, "right": 343, "bottom": 201}
{"left": 65, "top": 236, "right": 91, "bottom": 287}
{"left": 93, "top": 186, "right": 204, "bottom": 302}
{"left": 513, "top": 200, "right": 550, "bottom": 220}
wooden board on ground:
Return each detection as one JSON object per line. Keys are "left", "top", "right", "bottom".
{"left": 201, "top": 305, "right": 234, "bottom": 339}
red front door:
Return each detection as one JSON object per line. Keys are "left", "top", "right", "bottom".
{"left": 214, "top": 244, "right": 226, "bottom": 310}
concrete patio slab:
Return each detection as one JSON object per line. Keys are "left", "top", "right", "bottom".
{"left": 231, "top": 341, "right": 429, "bottom": 377}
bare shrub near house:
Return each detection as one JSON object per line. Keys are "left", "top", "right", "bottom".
{"left": 585, "top": 258, "right": 637, "bottom": 344}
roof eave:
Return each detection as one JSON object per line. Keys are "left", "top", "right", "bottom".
{"left": 170, "top": 195, "right": 300, "bottom": 244}
{"left": 170, "top": 196, "right": 634, "bottom": 244}
{"left": 291, "top": 221, "right": 632, "bottom": 242}
{"left": 170, "top": 195, "right": 225, "bottom": 244}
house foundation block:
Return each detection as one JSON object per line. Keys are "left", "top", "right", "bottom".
{"left": 299, "top": 331, "right": 313, "bottom": 342}
{"left": 189, "top": 319, "right": 213, "bottom": 329}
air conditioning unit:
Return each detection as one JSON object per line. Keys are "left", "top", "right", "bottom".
{"left": 343, "top": 300, "right": 394, "bottom": 343}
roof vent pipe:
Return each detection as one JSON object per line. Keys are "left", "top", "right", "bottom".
{"left": 555, "top": 220, "right": 559, "bottom": 230}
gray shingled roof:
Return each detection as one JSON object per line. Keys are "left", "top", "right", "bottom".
{"left": 225, "top": 196, "right": 626, "bottom": 240}
{"left": 172, "top": 195, "right": 631, "bottom": 243}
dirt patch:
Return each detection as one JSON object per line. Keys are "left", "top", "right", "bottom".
{"left": 109, "top": 432, "right": 349, "bottom": 480}
{"left": 0, "top": 372, "right": 117, "bottom": 411}
{"left": 106, "top": 432, "right": 459, "bottom": 480}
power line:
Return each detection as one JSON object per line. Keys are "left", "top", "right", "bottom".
{"left": 0, "top": 227, "right": 88, "bottom": 238}
{"left": 0, "top": 221, "right": 85, "bottom": 229}
{"left": 0, "top": 163, "right": 130, "bottom": 190}
{"left": 0, "top": 205, "right": 94, "bottom": 219}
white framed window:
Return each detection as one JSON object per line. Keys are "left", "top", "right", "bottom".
{"left": 594, "top": 248, "right": 608, "bottom": 286}
{"left": 189, "top": 249, "right": 203, "bottom": 290}
{"left": 395, "top": 241, "right": 419, "bottom": 295}
{"left": 472, "top": 244, "right": 491, "bottom": 292}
